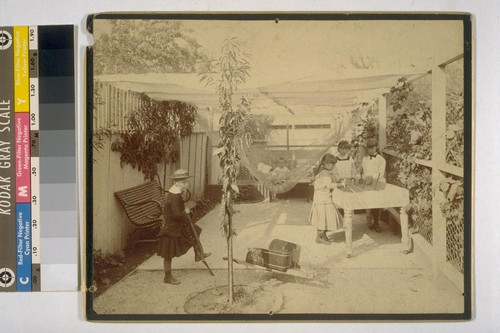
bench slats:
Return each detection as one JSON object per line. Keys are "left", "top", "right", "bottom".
{"left": 115, "top": 180, "right": 167, "bottom": 228}
{"left": 115, "top": 180, "right": 197, "bottom": 247}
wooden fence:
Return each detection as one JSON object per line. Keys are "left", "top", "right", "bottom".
{"left": 178, "top": 132, "right": 209, "bottom": 200}
{"left": 92, "top": 81, "right": 209, "bottom": 253}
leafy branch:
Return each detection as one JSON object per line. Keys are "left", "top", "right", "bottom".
{"left": 386, "top": 77, "right": 433, "bottom": 241}
{"left": 92, "top": 83, "right": 113, "bottom": 163}
{"left": 94, "top": 20, "right": 207, "bottom": 75}
{"left": 199, "top": 38, "right": 252, "bottom": 236}
{"left": 111, "top": 94, "right": 197, "bottom": 181}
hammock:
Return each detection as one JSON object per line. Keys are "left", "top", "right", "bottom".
{"left": 195, "top": 94, "right": 371, "bottom": 194}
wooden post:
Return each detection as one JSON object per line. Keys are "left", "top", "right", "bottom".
{"left": 378, "top": 94, "right": 387, "bottom": 150}
{"left": 431, "top": 63, "right": 447, "bottom": 279}
{"left": 344, "top": 210, "right": 353, "bottom": 257}
{"left": 400, "top": 208, "right": 411, "bottom": 253}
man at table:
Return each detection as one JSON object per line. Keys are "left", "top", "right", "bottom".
{"left": 361, "top": 138, "right": 386, "bottom": 233}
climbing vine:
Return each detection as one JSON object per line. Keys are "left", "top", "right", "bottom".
{"left": 445, "top": 59, "right": 465, "bottom": 168}
{"left": 349, "top": 100, "right": 378, "bottom": 175}
{"left": 387, "top": 77, "right": 432, "bottom": 160}
{"left": 445, "top": 92, "right": 464, "bottom": 168}
{"left": 386, "top": 77, "right": 433, "bottom": 242}
{"left": 111, "top": 95, "right": 197, "bottom": 181}
{"left": 386, "top": 74, "right": 464, "bottom": 248}
{"left": 92, "top": 84, "right": 112, "bottom": 163}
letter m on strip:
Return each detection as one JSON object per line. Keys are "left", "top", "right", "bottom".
{"left": 18, "top": 185, "right": 28, "bottom": 198}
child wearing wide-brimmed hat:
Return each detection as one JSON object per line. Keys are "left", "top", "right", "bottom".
{"left": 157, "top": 169, "right": 211, "bottom": 284}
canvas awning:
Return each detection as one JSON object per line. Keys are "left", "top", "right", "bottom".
{"left": 95, "top": 68, "right": 425, "bottom": 112}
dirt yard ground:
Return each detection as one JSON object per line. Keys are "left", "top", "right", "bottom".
{"left": 91, "top": 199, "right": 464, "bottom": 316}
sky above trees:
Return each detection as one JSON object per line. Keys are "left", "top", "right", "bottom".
{"left": 93, "top": 18, "right": 463, "bottom": 88}
{"left": 183, "top": 19, "right": 463, "bottom": 87}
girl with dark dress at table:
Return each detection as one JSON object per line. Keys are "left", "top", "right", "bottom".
{"left": 157, "top": 169, "right": 211, "bottom": 285}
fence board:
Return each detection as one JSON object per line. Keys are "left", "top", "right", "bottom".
{"left": 177, "top": 133, "right": 209, "bottom": 199}
{"left": 194, "top": 133, "right": 204, "bottom": 198}
{"left": 92, "top": 137, "right": 110, "bottom": 252}
{"left": 208, "top": 138, "right": 221, "bottom": 185}
{"left": 92, "top": 82, "right": 213, "bottom": 253}
{"left": 200, "top": 134, "right": 208, "bottom": 197}
{"left": 92, "top": 135, "right": 151, "bottom": 253}
{"left": 188, "top": 135, "right": 196, "bottom": 196}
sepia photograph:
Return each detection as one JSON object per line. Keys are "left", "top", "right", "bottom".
{"left": 85, "top": 13, "right": 471, "bottom": 320}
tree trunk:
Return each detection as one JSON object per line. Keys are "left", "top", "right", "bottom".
{"left": 162, "top": 161, "right": 167, "bottom": 189}
{"left": 227, "top": 207, "right": 234, "bottom": 303}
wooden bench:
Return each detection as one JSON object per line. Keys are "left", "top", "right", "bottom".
{"left": 115, "top": 180, "right": 166, "bottom": 246}
{"left": 115, "top": 180, "right": 196, "bottom": 246}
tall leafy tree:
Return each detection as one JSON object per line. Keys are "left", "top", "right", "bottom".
{"left": 199, "top": 38, "right": 251, "bottom": 303}
{"left": 94, "top": 20, "right": 207, "bottom": 75}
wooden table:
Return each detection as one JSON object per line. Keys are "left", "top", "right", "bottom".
{"left": 332, "top": 182, "right": 411, "bottom": 257}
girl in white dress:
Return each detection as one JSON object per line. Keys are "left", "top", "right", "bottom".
{"left": 309, "top": 153, "right": 344, "bottom": 245}
{"left": 335, "top": 140, "right": 355, "bottom": 181}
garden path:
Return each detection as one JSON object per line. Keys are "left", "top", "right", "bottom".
{"left": 93, "top": 198, "right": 464, "bottom": 315}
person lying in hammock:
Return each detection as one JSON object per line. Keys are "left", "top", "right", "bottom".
{"left": 273, "top": 157, "right": 291, "bottom": 199}
{"left": 273, "top": 157, "right": 290, "bottom": 176}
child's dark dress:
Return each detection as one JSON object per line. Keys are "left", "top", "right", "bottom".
{"left": 157, "top": 191, "right": 202, "bottom": 260}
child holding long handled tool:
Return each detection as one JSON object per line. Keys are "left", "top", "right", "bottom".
{"left": 157, "top": 169, "right": 211, "bottom": 285}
